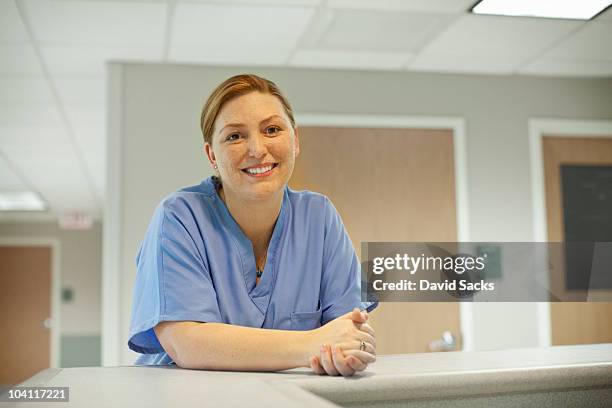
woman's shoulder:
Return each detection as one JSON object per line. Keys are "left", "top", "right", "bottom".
{"left": 286, "top": 186, "right": 331, "bottom": 207}
{"left": 157, "top": 178, "right": 216, "bottom": 216}
{"left": 285, "top": 187, "right": 339, "bottom": 221}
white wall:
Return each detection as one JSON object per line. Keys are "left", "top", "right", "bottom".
{"left": 106, "top": 63, "right": 612, "bottom": 364}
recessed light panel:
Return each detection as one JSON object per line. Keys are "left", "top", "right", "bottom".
{"left": 472, "top": 0, "right": 612, "bottom": 20}
{"left": 0, "top": 191, "right": 47, "bottom": 211}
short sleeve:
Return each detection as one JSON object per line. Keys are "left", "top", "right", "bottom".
{"left": 319, "top": 198, "right": 378, "bottom": 325}
{"left": 128, "top": 199, "right": 223, "bottom": 355}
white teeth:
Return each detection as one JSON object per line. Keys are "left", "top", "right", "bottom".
{"left": 245, "top": 165, "right": 273, "bottom": 174}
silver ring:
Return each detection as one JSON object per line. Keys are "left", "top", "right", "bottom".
{"left": 360, "top": 341, "right": 367, "bottom": 351}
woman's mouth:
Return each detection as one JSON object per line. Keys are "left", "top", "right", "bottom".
{"left": 242, "top": 163, "right": 278, "bottom": 178}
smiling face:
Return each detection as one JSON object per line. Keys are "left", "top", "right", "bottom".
{"left": 205, "top": 91, "right": 300, "bottom": 202}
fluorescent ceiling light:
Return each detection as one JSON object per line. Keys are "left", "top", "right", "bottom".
{"left": 0, "top": 191, "right": 47, "bottom": 211}
{"left": 471, "top": 0, "right": 612, "bottom": 20}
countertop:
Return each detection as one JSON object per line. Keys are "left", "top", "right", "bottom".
{"left": 3, "top": 343, "right": 611, "bottom": 407}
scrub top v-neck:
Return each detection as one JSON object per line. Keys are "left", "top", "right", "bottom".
{"left": 128, "top": 177, "right": 377, "bottom": 366}
{"left": 211, "top": 181, "right": 285, "bottom": 309}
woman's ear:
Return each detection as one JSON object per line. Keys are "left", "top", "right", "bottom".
{"left": 204, "top": 143, "right": 217, "bottom": 169}
{"left": 293, "top": 127, "right": 300, "bottom": 158}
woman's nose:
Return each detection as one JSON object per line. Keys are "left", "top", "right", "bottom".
{"left": 247, "top": 134, "right": 266, "bottom": 158}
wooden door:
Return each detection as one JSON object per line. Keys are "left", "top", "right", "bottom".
{"left": 290, "top": 126, "right": 460, "bottom": 354}
{"left": 543, "top": 136, "right": 612, "bottom": 345}
{"left": 0, "top": 246, "right": 52, "bottom": 385}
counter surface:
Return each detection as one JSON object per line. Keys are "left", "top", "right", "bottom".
{"left": 3, "top": 343, "right": 612, "bottom": 407}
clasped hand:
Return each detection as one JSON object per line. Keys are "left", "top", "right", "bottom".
{"left": 309, "top": 308, "right": 376, "bottom": 377}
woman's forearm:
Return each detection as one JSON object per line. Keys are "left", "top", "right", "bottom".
{"left": 155, "top": 321, "right": 316, "bottom": 371}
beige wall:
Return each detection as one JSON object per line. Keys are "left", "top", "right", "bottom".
{"left": 107, "top": 63, "right": 612, "bottom": 364}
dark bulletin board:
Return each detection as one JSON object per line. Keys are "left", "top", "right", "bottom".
{"left": 561, "top": 165, "right": 612, "bottom": 290}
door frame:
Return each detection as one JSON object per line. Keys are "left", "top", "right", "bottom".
{"left": 528, "top": 118, "right": 612, "bottom": 347}
{"left": 296, "top": 113, "right": 473, "bottom": 350}
{"left": 0, "top": 237, "right": 61, "bottom": 368}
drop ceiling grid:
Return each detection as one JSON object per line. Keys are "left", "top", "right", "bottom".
{"left": 541, "top": 20, "right": 612, "bottom": 60}
{"left": 22, "top": 0, "right": 165, "bottom": 203}
{"left": 23, "top": 0, "right": 168, "bottom": 47}
{"left": 0, "top": 44, "right": 42, "bottom": 75}
{"left": 7, "top": 0, "right": 172, "bottom": 214}
{"left": 0, "top": 154, "right": 28, "bottom": 191}
{"left": 5, "top": 146, "right": 100, "bottom": 212}
{"left": 41, "top": 45, "right": 164, "bottom": 77}
{"left": 409, "top": 14, "right": 583, "bottom": 74}
{"left": 317, "top": 9, "right": 455, "bottom": 53}
{"left": 1, "top": 0, "right": 611, "bottom": 219}
{"left": 0, "top": 0, "right": 29, "bottom": 43}
{"left": 289, "top": 49, "right": 409, "bottom": 70}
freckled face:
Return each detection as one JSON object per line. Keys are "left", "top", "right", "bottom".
{"left": 205, "top": 92, "right": 300, "bottom": 202}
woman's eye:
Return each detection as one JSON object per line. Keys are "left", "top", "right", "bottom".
{"left": 265, "top": 126, "right": 281, "bottom": 136}
{"left": 225, "top": 133, "right": 241, "bottom": 142}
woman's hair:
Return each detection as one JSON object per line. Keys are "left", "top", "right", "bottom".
{"left": 200, "top": 74, "right": 296, "bottom": 144}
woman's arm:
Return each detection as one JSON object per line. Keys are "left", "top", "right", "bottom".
{"left": 154, "top": 308, "right": 375, "bottom": 371}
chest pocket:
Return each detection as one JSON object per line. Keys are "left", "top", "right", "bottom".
{"left": 290, "top": 307, "right": 322, "bottom": 330}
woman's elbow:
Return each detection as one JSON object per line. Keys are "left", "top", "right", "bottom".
{"left": 154, "top": 321, "right": 215, "bottom": 369}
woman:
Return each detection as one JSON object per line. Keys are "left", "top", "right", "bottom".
{"left": 128, "top": 74, "right": 377, "bottom": 376}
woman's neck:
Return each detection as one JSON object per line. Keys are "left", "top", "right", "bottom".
{"left": 218, "top": 186, "right": 283, "bottom": 251}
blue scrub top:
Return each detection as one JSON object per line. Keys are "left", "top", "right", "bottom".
{"left": 128, "top": 177, "right": 377, "bottom": 365}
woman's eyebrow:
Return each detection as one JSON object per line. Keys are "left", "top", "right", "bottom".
{"left": 260, "top": 114, "right": 284, "bottom": 124}
{"left": 219, "top": 115, "right": 284, "bottom": 133}
{"left": 219, "top": 122, "right": 246, "bottom": 133}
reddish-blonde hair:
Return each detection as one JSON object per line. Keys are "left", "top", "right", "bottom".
{"left": 200, "top": 74, "right": 296, "bottom": 144}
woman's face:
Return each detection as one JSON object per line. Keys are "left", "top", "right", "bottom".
{"left": 205, "top": 91, "right": 299, "bottom": 202}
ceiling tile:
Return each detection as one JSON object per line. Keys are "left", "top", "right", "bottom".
{"left": 0, "top": 154, "right": 27, "bottom": 191}
{"left": 290, "top": 49, "right": 410, "bottom": 70}
{"left": 410, "top": 52, "right": 526, "bottom": 74}
{"left": 0, "top": 44, "right": 41, "bottom": 75}
{"left": 0, "top": 103, "right": 61, "bottom": 124}
{"left": 41, "top": 45, "right": 163, "bottom": 76}
{"left": 188, "top": 0, "right": 321, "bottom": 5}
{"left": 3, "top": 146, "right": 98, "bottom": 209}
{"left": 318, "top": 10, "right": 453, "bottom": 52}
{"left": 64, "top": 104, "right": 105, "bottom": 124}
{"left": 518, "top": 57, "right": 612, "bottom": 77}
{"left": 411, "top": 14, "right": 581, "bottom": 74}
{"left": 0, "top": 0, "right": 29, "bottom": 43}
{"left": 24, "top": 0, "right": 166, "bottom": 46}
{"left": 0, "top": 77, "right": 53, "bottom": 103}
{"left": 71, "top": 121, "right": 106, "bottom": 156}
{"left": 328, "top": 0, "right": 476, "bottom": 13}
{"left": 170, "top": 3, "right": 314, "bottom": 65}
{"left": 0, "top": 124, "right": 69, "bottom": 151}
{"left": 54, "top": 77, "right": 105, "bottom": 104}
{"left": 543, "top": 21, "right": 612, "bottom": 61}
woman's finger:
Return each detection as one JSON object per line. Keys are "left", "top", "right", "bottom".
{"left": 309, "top": 355, "right": 326, "bottom": 375}
{"left": 349, "top": 308, "right": 367, "bottom": 324}
{"left": 331, "top": 344, "right": 355, "bottom": 377}
{"left": 345, "top": 355, "right": 367, "bottom": 372}
{"left": 355, "top": 332, "right": 376, "bottom": 350}
{"left": 356, "top": 322, "right": 375, "bottom": 337}
{"left": 343, "top": 349, "right": 376, "bottom": 365}
{"left": 320, "top": 344, "right": 339, "bottom": 376}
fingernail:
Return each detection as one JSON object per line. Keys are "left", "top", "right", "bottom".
{"left": 320, "top": 344, "right": 326, "bottom": 352}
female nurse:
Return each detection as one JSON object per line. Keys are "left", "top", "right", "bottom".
{"left": 128, "top": 74, "right": 377, "bottom": 376}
